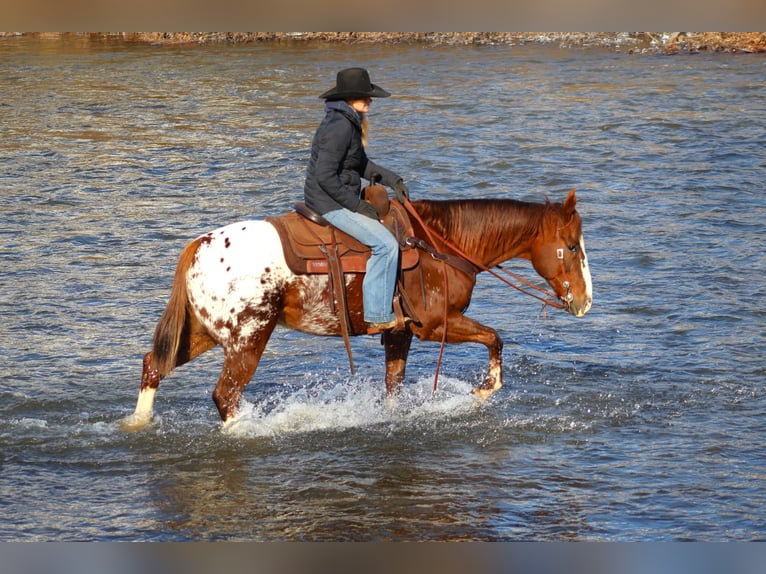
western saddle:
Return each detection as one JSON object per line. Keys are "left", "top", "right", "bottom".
{"left": 266, "top": 185, "right": 420, "bottom": 372}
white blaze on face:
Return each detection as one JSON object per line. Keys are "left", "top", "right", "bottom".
{"left": 186, "top": 221, "right": 291, "bottom": 349}
{"left": 578, "top": 234, "right": 593, "bottom": 316}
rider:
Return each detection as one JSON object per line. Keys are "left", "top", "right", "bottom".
{"left": 304, "top": 67, "right": 410, "bottom": 334}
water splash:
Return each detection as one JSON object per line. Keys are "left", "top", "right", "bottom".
{"left": 223, "top": 375, "right": 481, "bottom": 438}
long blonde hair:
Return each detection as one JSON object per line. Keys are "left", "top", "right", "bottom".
{"left": 360, "top": 114, "right": 369, "bottom": 148}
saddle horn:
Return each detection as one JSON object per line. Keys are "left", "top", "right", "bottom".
{"left": 363, "top": 173, "right": 390, "bottom": 218}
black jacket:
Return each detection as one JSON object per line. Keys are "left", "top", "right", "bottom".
{"left": 304, "top": 101, "right": 400, "bottom": 215}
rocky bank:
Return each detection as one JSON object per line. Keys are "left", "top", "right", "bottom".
{"left": 4, "top": 32, "right": 766, "bottom": 54}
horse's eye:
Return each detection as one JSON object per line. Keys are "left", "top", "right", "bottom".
{"left": 568, "top": 244, "right": 579, "bottom": 254}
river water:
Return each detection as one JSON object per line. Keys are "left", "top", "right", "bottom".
{"left": 1, "top": 36, "right": 764, "bottom": 541}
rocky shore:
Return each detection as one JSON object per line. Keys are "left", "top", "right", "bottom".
{"left": 5, "top": 32, "right": 766, "bottom": 54}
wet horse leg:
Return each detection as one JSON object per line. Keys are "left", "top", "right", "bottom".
{"left": 212, "top": 351, "right": 258, "bottom": 423}
{"left": 128, "top": 328, "right": 216, "bottom": 428}
{"left": 382, "top": 329, "right": 413, "bottom": 395}
{"left": 212, "top": 320, "right": 277, "bottom": 424}
{"left": 134, "top": 352, "right": 162, "bottom": 419}
{"left": 437, "top": 314, "right": 505, "bottom": 400}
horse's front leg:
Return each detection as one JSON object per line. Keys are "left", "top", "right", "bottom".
{"left": 474, "top": 333, "right": 505, "bottom": 400}
{"left": 432, "top": 314, "right": 504, "bottom": 400}
{"left": 382, "top": 329, "right": 413, "bottom": 396}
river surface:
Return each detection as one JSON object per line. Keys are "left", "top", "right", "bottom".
{"left": 1, "top": 36, "right": 764, "bottom": 541}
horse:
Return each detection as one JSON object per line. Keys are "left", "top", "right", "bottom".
{"left": 123, "top": 189, "right": 592, "bottom": 429}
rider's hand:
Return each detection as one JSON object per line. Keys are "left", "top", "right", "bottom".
{"left": 392, "top": 179, "right": 409, "bottom": 203}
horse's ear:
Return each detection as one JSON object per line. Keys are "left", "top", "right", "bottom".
{"left": 563, "top": 188, "right": 577, "bottom": 216}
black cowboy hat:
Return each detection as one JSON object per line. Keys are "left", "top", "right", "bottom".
{"left": 320, "top": 67, "right": 391, "bottom": 101}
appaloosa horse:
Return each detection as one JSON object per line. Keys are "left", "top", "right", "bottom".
{"left": 124, "top": 189, "right": 592, "bottom": 428}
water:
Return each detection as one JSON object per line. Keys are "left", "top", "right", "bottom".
{"left": 1, "top": 36, "right": 764, "bottom": 541}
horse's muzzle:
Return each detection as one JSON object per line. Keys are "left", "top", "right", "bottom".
{"left": 566, "top": 295, "right": 592, "bottom": 317}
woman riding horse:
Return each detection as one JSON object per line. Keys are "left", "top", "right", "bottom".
{"left": 304, "top": 67, "right": 410, "bottom": 334}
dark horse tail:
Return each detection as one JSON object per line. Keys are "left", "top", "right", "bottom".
{"left": 152, "top": 237, "right": 202, "bottom": 377}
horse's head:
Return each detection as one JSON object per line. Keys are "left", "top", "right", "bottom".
{"left": 530, "top": 189, "right": 593, "bottom": 317}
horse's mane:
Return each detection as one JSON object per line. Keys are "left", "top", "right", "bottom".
{"left": 413, "top": 198, "right": 559, "bottom": 262}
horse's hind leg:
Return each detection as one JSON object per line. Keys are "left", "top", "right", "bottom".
{"left": 212, "top": 352, "right": 259, "bottom": 424}
{"left": 120, "top": 353, "right": 166, "bottom": 430}
{"left": 133, "top": 352, "right": 163, "bottom": 420}
{"left": 124, "top": 325, "right": 216, "bottom": 430}
{"left": 213, "top": 321, "right": 277, "bottom": 424}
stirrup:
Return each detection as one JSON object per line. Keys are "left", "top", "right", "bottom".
{"left": 366, "top": 319, "right": 398, "bottom": 335}
{"left": 392, "top": 294, "right": 409, "bottom": 331}
{"left": 366, "top": 317, "right": 411, "bottom": 335}
{"left": 367, "top": 297, "right": 411, "bottom": 335}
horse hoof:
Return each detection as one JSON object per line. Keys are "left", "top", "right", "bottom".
{"left": 383, "top": 394, "right": 399, "bottom": 412}
{"left": 471, "top": 387, "right": 497, "bottom": 401}
{"left": 118, "top": 412, "right": 154, "bottom": 432}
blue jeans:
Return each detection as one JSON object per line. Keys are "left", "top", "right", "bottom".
{"left": 323, "top": 208, "right": 399, "bottom": 324}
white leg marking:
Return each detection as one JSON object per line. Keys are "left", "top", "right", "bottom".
{"left": 487, "top": 361, "right": 503, "bottom": 390}
{"left": 119, "top": 387, "right": 156, "bottom": 431}
{"left": 471, "top": 359, "right": 503, "bottom": 400}
{"left": 134, "top": 387, "right": 156, "bottom": 417}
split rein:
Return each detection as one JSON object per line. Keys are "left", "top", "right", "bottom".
{"left": 399, "top": 197, "right": 565, "bottom": 393}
